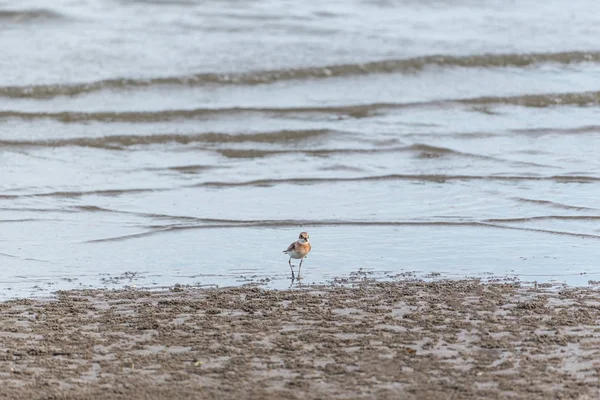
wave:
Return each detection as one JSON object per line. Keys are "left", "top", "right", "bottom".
{"left": 214, "top": 144, "right": 546, "bottom": 168}
{"left": 0, "top": 129, "right": 333, "bottom": 150}
{"left": 512, "top": 125, "right": 600, "bottom": 136}
{"left": 195, "top": 174, "right": 600, "bottom": 188}
{"left": 86, "top": 220, "right": 494, "bottom": 243}
{"left": 215, "top": 146, "right": 417, "bottom": 159}
{"left": 85, "top": 218, "right": 600, "bottom": 243}
{"left": 8, "top": 204, "right": 591, "bottom": 243}
{"left": 2, "top": 174, "right": 596, "bottom": 200}
{"left": 512, "top": 197, "right": 597, "bottom": 211}
{"left": 458, "top": 91, "right": 600, "bottom": 108}
{"left": 164, "top": 165, "right": 218, "bottom": 174}
{"left": 2, "top": 51, "right": 600, "bottom": 99}
{"left": 0, "top": 188, "right": 164, "bottom": 200}
{"left": 4, "top": 90, "right": 600, "bottom": 124}
{"left": 480, "top": 224, "right": 600, "bottom": 240}
{"left": 0, "top": 104, "right": 391, "bottom": 122}
{"left": 0, "top": 9, "right": 64, "bottom": 23}
{"left": 0, "top": 218, "right": 41, "bottom": 224}
{"left": 0, "top": 133, "right": 550, "bottom": 170}
{"left": 55, "top": 205, "right": 600, "bottom": 227}
{"left": 486, "top": 215, "right": 600, "bottom": 223}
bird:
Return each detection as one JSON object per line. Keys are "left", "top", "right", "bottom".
{"left": 283, "top": 232, "right": 311, "bottom": 280}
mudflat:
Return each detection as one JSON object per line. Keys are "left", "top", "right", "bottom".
{"left": 1, "top": 280, "right": 599, "bottom": 399}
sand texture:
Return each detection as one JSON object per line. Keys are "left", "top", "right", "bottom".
{"left": 1, "top": 280, "right": 599, "bottom": 399}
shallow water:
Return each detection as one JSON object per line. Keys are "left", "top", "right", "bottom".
{"left": 2, "top": 0, "right": 600, "bottom": 298}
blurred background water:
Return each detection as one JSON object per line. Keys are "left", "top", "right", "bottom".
{"left": 2, "top": 0, "right": 600, "bottom": 298}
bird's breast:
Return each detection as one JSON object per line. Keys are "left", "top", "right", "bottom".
{"left": 298, "top": 242, "right": 311, "bottom": 253}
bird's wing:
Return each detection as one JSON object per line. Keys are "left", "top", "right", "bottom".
{"left": 283, "top": 241, "right": 297, "bottom": 253}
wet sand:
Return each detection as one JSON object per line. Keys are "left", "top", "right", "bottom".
{"left": 2, "top": 279, "right": 600, "bottom": 399}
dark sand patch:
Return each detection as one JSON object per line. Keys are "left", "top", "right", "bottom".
{"left": 1, "top": 280, "right": 600, "bottom": 399}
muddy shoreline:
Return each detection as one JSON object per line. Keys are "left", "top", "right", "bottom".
{"left": 1, "top": 280, "right": 600, "bottom": 399}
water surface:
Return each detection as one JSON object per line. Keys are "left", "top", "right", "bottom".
{"left": 2, "top": 0, "right": 600, "bottom": 298}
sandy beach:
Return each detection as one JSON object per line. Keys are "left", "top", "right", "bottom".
{"left": 0, "top": 279, "right": 598, "bottom": 399}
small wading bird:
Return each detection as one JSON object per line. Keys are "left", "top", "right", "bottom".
{"left": 283, "top": 232, "right": 311, "bottom": 280}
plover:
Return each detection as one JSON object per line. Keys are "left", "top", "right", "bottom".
{"left": 283, "top": 232, "right": 311, "bottom": 280}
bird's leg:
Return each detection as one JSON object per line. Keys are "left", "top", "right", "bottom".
{"left": 289, "top": 258, "right": 295, "bottom": 280}
{"left": 298, "top": 258, "right": 303, "bottom": 279}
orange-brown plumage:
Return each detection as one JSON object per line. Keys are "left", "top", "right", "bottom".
{"left": 285, "top": 240, "right": 311, "bottom": 256}
{"left": 283, "top": 232, "right": 311, "bottom": 280}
